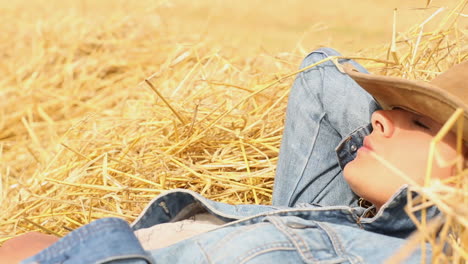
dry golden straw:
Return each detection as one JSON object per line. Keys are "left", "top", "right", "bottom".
{"left": 0, "top": 0, "right": 467, "bottom": 263}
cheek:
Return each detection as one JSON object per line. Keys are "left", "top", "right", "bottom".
{"left": 388, "top": 138, "right": 459, "bottom": 183}
{"left": 429, "top": 143, "right": 460, "bottom": 179}
{"left": 392, "top": 136, "right": 431, "bottom": 172}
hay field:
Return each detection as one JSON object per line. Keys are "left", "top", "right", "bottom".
{"left": 1, "top": 0, "right": 467, "bottom": 262}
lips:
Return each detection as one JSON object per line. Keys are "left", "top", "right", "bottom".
{"left": 359, "top": 137, "right": 374, "bottom": 153}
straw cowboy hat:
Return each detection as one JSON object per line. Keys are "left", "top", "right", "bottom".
{"left": 344, "top": 61, "right": 468, "bottom": 140}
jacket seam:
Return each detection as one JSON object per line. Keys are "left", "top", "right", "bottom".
{"left": 196, "top": 239, "right": 213, "bottom": 264}
{"left": 236, "top": 242, "right": 295, "bottom": 264}
{"left": 266, "top": 216, "right": 316, "bottom": 262}
{"left": 211, "top": 222, "right": 270, "bottom": 252}
{"left": 317, "top": 222, "right": 364, "bottom": 264}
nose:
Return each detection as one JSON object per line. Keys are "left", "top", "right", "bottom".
{"left": 371, "top": 110, "right": 394, "bottom": 137}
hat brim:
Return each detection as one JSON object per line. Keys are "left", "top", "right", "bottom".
{"left": 344, "top": 66, "right": 468, "bottom": 141}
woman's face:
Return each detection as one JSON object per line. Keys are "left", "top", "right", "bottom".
{"left": 343, "top": 109, "right": 462, "bottom": 209}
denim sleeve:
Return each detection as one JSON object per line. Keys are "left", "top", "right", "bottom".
{"left": 21, "top": 218, "right": 153, "bottom": 264}
{"left": 273, "top": 48, "right": 381, "bottom": 207}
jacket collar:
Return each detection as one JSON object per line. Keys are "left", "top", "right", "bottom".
{"left": 361, "top": 185, "right": 440, "bottom": 238}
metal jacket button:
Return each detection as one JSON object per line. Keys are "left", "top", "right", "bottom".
{"left": 286, "top": 221, "right": 311, "bottom": 229}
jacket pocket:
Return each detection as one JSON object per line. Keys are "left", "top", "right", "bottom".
{"left": 263, "top": 215, "right": 349, "bottom": 264}
{"left": 189, "top": 215, "right": 351, "bottom": 264}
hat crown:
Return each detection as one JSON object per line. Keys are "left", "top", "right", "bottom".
{"left": 430, "top": 61, "right": 468, "bottom": 102}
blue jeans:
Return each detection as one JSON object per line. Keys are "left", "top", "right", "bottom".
{"left": 273, "top": 47, "right": 380, "bottom": 207}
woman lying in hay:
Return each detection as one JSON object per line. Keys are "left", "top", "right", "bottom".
{"left": 2, "top": 48, "right": 467, "bottom": 263}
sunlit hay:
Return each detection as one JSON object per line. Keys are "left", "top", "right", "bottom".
{"left": 0, "top": 0, "right": 467, "bottom": 263}
{"left": 0, "top": 8, "right": 295, "bottom": 242}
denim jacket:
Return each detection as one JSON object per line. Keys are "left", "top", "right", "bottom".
{"left": 22, "top": 124, "right": 438, "bottom": 264}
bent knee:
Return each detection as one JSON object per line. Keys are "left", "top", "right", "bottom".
{"left": 299, "top": 47, "right": 343, "bottom": 69}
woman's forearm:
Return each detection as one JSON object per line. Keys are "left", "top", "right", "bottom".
{"left": 0, "top": 232, "right": 59, "bottom": 263}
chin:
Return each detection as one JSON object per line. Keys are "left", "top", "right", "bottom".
{"left": 342, "top": 160, "right": 366, "bottom": 198}
{"left": 342, "top": 160, "right": 357, "bottom": 183}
